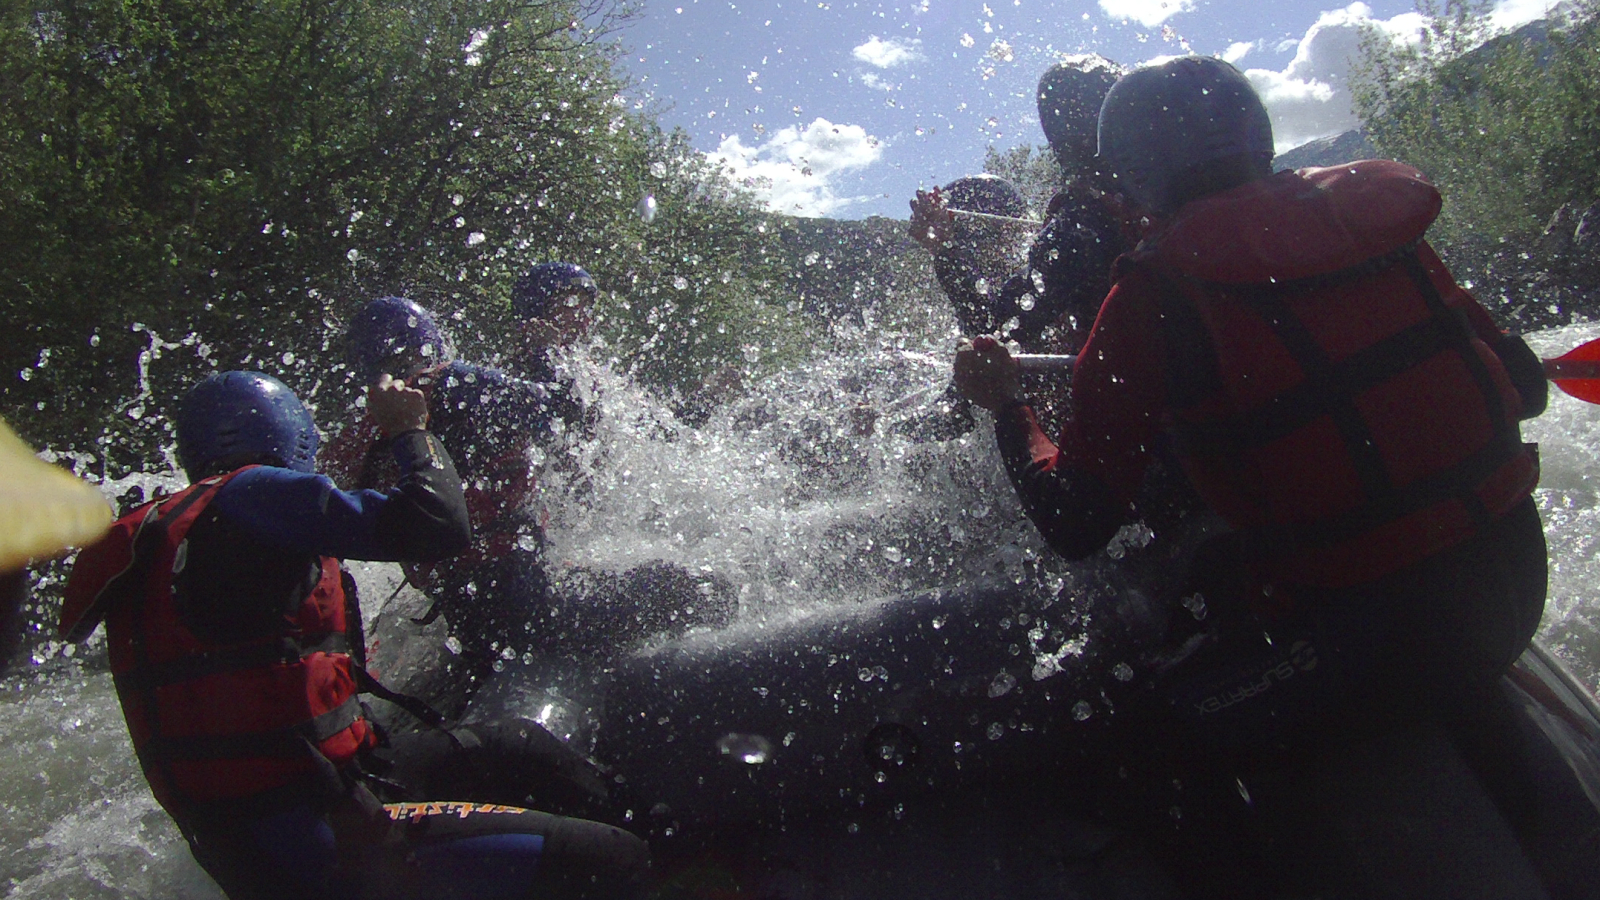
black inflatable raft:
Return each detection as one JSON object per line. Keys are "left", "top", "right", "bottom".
{"left": 581, "top": 581, "right": 1600, "bottom": 899}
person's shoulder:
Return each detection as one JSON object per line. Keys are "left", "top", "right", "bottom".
{"left": 429, "top": 359, "right": 521, "bottom": 406}
{"left": 216, "top": 464, "right": 332, "bottom": 498}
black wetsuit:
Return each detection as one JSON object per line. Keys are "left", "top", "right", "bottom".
{"left": 904, "top": 186, "right": 1128, "bottom": 442}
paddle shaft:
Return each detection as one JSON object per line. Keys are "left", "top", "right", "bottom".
{"left": 1544, "top": 358, "right": 1600, "bottom": 380}
{"left": 1013, "top": 354, "right": 1077, "bottom": 373}
{"left": 946, "top": 208, "right": 1045, "bottom": 228}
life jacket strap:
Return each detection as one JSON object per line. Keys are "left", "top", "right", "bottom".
{"left": 115, "top": 632, "right": 349, "bottom": 692}
{"left": 141, "top": 694, "right": 366, "bottom": 762}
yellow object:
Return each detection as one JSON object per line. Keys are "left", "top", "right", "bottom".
{"left": 0, "top": 418, "right": 111, "bottom": 572}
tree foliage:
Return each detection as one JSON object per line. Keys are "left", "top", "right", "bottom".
{"left": 1353, "top": 0, "right": 1600, "bottom": 322}
{"left": 980, "top": 143, "right": 1063, "bottom": 219}
{"left": 0, "top": 0, "right": 808, "bottom": 464}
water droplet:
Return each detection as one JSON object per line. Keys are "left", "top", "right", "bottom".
{"left": 1112, "top": 662, "right": 1135, "bottom": 682}
{"left": 986, "top": 722, "right": 1004, "bottom": 740}
{"left": 716, "top": 732, "right": 773, "bottom": 765}
{"left": 1072, "top": 700, "right": 1094, "bottom": 721}
{"left": 988, "top": 672, "right": 1016, "bottom": 698}
{"left": 635, "top": 193, "right": 657, "bottom": 223}
{"left": 858, "top": 668, "right": 874, "bottom": 682}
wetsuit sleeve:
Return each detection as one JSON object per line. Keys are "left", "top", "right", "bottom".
{"left": 993, "top": 404, "right": 1125, "bottom": 559}
{"left": 933, "top": 248, "right": 1005, "bottom": 337}
{"left": 211, "top": 431, "right": 470, "bottom": 562}
{"left": 992, "top": 271, "right": 1168, "bottom": 560}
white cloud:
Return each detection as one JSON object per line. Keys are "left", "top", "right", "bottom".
{"left": 1242, "top": 3, "right": 1427, "bottom": 153}
{"left": 1489, "top": 0, "right": 1559, "bottom": 30}
{"left": 860, "top": 72, "right": 895, "bottom": 91}
{"left": 1098, "top": 0, "right": 1194, "bottom": 29}
{"left": 707, "top": 118, "right": 884, "bottom": 217}
{"left": 852, "top": 36, "right": 923, "bottom": 68}
{"left": 1222, "top": 41, "right": 1256, "bottom": 64}
{"left": 1244, "top": 0, "right": 1547, "bottom": 154}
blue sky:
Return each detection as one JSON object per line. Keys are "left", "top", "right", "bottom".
{"left": 614, "top": 0, "right": 1556, "bottom": 218}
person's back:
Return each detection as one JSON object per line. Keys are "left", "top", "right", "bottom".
{"left": 60, "top": 370, "right": 648, "bottom": 900}
{"left": 953, "top": 53, "right": 1552, "bottom": 898}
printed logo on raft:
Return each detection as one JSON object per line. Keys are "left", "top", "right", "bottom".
{"left": 385, "top": 801, "right": 531, "bottom": 822}
{"left": 1193, "top": 641, "right": 1319, "bottom": 716}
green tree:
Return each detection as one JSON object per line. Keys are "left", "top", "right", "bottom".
{"left": 1353, "top": 0, "right": 1600, "bottom": 323}
{"left": 572, "top": 125, "right": 812, "bottom": 403}
{"left": 0, "top": 0, "right": 807, "bottom": 464}
{"left": 981, "top": 143, "right": 1062, "bottom": 219}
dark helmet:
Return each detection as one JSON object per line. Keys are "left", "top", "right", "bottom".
{"left": 512, "top": 262, "right": 598, "bottom": 320}
{"left": 346, "top": 296, "right": 450, "bottom": 383}
{"left": 941, "top": 174, "right": 1029, "bottom": 220}
{"left": 1036, "top": 55, "right": 1122, "bottom": 169}
{"left": 176, "top": 371, "right": 319, "bottom": 480}
{"left": 1097, "top": 56, "right": 1273, "bottom": 213}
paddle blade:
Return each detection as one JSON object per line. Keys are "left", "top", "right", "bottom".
{"left": 1544, "top": 337, "right": 1600, "bottom": 404}
{"left": 0, "top": 418, "right": 111, "bottom": 572}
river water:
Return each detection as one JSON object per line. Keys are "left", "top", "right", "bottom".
{"left": 4, "top": 319, "right": 1599, "bottom": 899}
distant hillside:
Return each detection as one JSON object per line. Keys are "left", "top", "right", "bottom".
{"left": 1273, "top": 130, "right": 1380, "bottom": 171}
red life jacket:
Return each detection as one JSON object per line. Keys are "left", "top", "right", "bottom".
{"left": 1126, "top": 161, "right": 1538, "bottom": 588}
{"left": 59, "top": 468, "right": 375, "bottom": 817}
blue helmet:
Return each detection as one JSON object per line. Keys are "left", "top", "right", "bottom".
{"left": 176, "top": 371, "right": 319, "bottom": 479}
{"left": 512, "top": 263, "right": 597, "bottom": 320}
{"left": 1097, "top": 56, "right": 1273, "bottom": 213}
{"left": 346, "top": 296, "right": 450, "bottom": 383}
{"left": 941, "top": 174, "right": 1029, "bottom": 220}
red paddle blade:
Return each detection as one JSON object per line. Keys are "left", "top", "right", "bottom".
{"left": 1544, "top": 337, "right": 1600, "bottom": 404}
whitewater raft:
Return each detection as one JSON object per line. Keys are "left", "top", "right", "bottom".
{"left": 568, "top": 581, "right": 1600, "bottom": 899}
